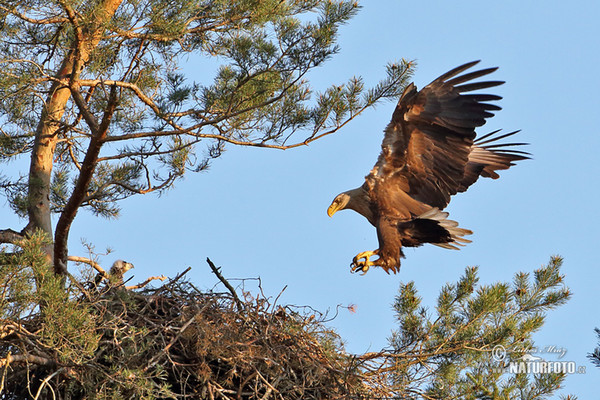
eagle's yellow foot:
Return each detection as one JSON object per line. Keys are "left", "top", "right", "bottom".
{"left": 350, "top": 250, "right": 379, "bottom": 275}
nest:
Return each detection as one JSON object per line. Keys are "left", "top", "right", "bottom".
{"left": 0, "top": 261, "right": 390, "bottom": 399}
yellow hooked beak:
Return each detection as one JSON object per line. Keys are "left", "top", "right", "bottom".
{"left": 327, "top": 202, "right": 341, "bottom": 217}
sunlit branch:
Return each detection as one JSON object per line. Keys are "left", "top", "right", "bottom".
{"left": 0, "top": 6, "right": 68, "bottom": 25}
{"left": 67, "top": 255, "right": 103, "bottom": 274}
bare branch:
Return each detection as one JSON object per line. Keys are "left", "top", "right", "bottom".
{"left": 0, "top": 229, "right": 24, "bottom": 245}
{"left": 97, "top": 137, "right": 200, "bottom": 162}
{"left": 0, "top": 354, "right": 54, "bottom": 369}
{"left": 126, "top": 275, "right": 167, "bottom": 290}
{"left": 67, "top": 255, "right": 105, "bottom": 275}
{"left": 206, "top": 258, "right": 243, "bottom": 312}
{"left": 68, "top": 84, "right": 100, "bottom": 133}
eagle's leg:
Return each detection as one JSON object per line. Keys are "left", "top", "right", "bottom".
{"left": 350, "top": 250, "right": 380, "bottom": 275}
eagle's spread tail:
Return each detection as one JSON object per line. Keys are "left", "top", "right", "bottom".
{"left": 399, "top": 208, "right": 472, "bottom": 250}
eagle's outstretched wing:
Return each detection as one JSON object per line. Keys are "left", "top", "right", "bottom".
{"left": 458, "top": 129, "right": 530, "bottom": 192}
{"left": 370, "top": 61, "right": 512, "bottom": 213}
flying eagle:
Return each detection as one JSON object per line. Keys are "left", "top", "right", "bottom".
{"left": 327, "top": 61, "right": 529, "bottom": 274}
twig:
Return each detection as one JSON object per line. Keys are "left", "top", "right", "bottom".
{"left": 256, "top": 370, "right": 280, "bottom": 399}
{"left": 206, "top": 258, "right": 244, "bottom": 312}
{"left": 0, "top": 351, "right": 10, "bottom": 394}
{"left": 34, "top": 368, "right": 62, "bottom": 400}
{"left": 169, "top": 266, "right": 192, "bottom": 284}
{"left": 66, "top": 271, "right": 93, "bottom": 301}
{"left": 271, "top": 285, "right": 288, "bottom": 312}
{"left": 143, "top": 305, "right": 207, "bottom": 372}
{"left": 126, "top": 275, "right": 167, "bottom": 290}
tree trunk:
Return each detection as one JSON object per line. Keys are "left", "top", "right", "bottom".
{"left": 25, "top": 0, "right": 124, "bottom": 275}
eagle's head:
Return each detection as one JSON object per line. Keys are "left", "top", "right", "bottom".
{"left": 327, "top": 187, "right": 375, "bottom": 225}
{"left": 110, "top": 260, "right": 134, "bottom": 276}
{"left": 327, "top": 193, "right": 351, "bottom": 217}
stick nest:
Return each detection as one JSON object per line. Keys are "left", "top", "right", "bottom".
{"left": 0, "top": 266, "right": 389, "bottom": 399}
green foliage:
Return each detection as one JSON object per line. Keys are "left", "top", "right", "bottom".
{"left": 589, "top": 328, "right": 600, "bottom": 369}
{"left": 387, "top": 256, "right": 571, "bottom": 399}
{"left": 0, "top": 233, "right": 101, "bottom": 365}
{"left": 0, "top": 0, "right": 413, "bottom": 219}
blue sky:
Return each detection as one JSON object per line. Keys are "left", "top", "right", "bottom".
{"left": 3, "top": 0, "right": 599, "bottom": 397}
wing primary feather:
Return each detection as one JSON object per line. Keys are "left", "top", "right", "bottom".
{"left": 478, "top": 103, "right": 502, "bottom": 111}
{"left": 475, "top": 129, "right": 503, "bottom": 142}
{"left": 482, "top": 142, "right": 530, "bottom": 149}
{"left": 456, "top": 81, "right": 505, "bottom": 92}
{"left": 462, "top": 94, "right": 503, "bottom": 102}
{"left": 433, "top": 60, "right": 481, "bottom": 82}
{"left": 489, "top": 149, "right": 531, "bottom": 157}
{"left": 475, "top": 130, "right": 521, "bottom": 144}
{"left": 438, "top": 116, "right": 492, "bottom": 128}
{"left": 446, "top": 67, "right": 499, "bottom": 85}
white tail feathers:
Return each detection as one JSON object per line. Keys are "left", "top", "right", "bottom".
{"left": 418, "top": 208, "right": 473, "bottom": 250}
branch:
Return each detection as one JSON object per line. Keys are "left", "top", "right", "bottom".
{"left": 96, "top": 137, "right": 201, "bottom": 162}
{"left": 80, "top": 169, "right": 179, "bottom": 205}
{"left": 206, "top": 258, "right": 244, "bottom": 311}
{"left": 126, "top": 275, "right": 167, "bottom": 290}
{"left": 68, "top": 83, "right": 100, "bottom": 133}
{"left": 75, "top": 78, "right": 186, "bottom": 133}
{"left": 54, "top": 85, "right": 120, "bottom": 274}
{"left": 0, "top": 6, "right": 68, "bottom": 25}
{"left": 0, "top": 229, "right": 24, "bottom": 245}
{"left": 0, "top": 354, "right": 54, "bottom": 369}
{"left": 67, "top": 255, "right": 105, "bottom": 274}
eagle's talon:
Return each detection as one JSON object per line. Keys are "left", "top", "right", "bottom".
{"left": 350, "top": 261, "right": 369, "bottom": 274}
{"left": 350, "top": 250, "right": 379, "bottom": 275}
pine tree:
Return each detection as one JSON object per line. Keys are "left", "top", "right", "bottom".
{"left": 358, "top": 256, "right": 572, "bottom": 399}
{"left": 0, "top": 0, "right": 413, "bottom": 274}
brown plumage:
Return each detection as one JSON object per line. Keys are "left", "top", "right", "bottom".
{"left": 327, "top": 61, "right": 529, "bottom": 274}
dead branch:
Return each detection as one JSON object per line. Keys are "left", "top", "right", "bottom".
{"left": 206, "top": 257, "right": 244, "bottom": 311}
{"left": 126, "top": 275, "right": 167, "bottom": 290}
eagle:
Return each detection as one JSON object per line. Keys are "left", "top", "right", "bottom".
{"left": 327, "top": 61, "right": 529, "bottom": 274}
{"left": 94, "top": 259, "right": 135, "bottom": 288}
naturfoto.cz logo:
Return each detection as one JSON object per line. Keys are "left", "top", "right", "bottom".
{"left": 492, "top": 345, "right": 586, "bottom": 375}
